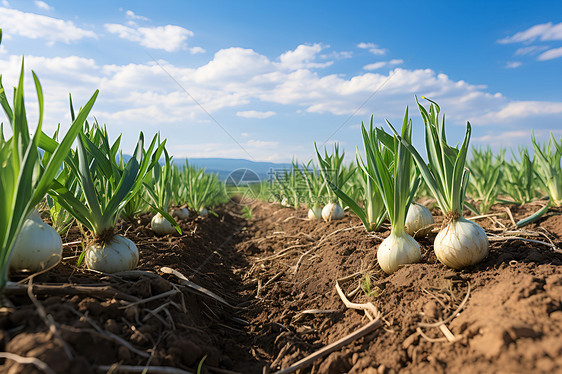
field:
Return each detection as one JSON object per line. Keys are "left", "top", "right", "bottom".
{"left": 1, "top": 199, "right": 561, "bottom": 373}
{"left": 1, "top": 43, "right": 562, "bottom": 374}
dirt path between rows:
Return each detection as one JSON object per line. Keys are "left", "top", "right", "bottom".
{"left": 1, "top": 201, "right": 561, "bottom": 373}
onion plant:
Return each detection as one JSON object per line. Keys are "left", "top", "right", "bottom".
{"left": 178, "top": 161, "right": 227, "bottom": 216}
{"left": 300, "top": 160, "right": 326, "bottom": 219}
{"left": 532, "top": 132, "right": 562, "bottom": 206}
{"left": 315, "top": 143, "right": 354, "bottom": 221}
{"left": 145, "top": 148, "right": 181, "bottom": 235}
{"left": 467, "top": 147, "right": 503, "bottom": 214}
{"left": 316, "top": 124, "right": 387, "bottom": 231}
{"left": 0, "top": 50, "right": 98, "bottom": 289}
{"left": 395, "top": 98, "right": 489, "bottom": 269}
{"left": 120, "top": 176, "right": 149, "bottom": 222}
{"left": 272, "top": 162, "right": 305, "bottom": 209}
{"left": 48, "top": 120, "right": 169, "bottom": 272}
{"left": 499, "top": 147, "right": 539, "bottom": 205}
{"left": 41, "top": 125, "right": 77, "bottom": 235}
{"left": 363, "top": 110, "right": 422, "bottom": 273}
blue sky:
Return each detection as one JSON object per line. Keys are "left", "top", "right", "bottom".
{"left": 0, "top": 0, "right": 561, "bottom": 162}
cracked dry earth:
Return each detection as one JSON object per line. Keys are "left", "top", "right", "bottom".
{"left": 1, "top": 201, "right": 561, "bottom": 373}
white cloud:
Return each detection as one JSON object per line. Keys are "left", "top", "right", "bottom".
{"left": 277, "top": 43, "right": 332, "bottom": 70}
{"left": 104, "top": 23, "right": 193, "bottom": 52}
{"left": 0, "top": 7, "right": 96, "bottom": 44}
{"left": 471, "top": 130, "right": 531, "bottom": 146}
{"left": 125, "top": 10, "right": 149, "bottom": 21}
{"left": 236, "top": 110, "right": 275, "bottom": 119}
{"left": 505, "top": 61, "right": 522, "bottom": 68}
{"left": 363, "top": 59, "right": 403, "bottom": 70}
{"left": 194, "top": 47, "right": 273, "bottom": 83}
{"left": 246, "top": 139, "right": 279, "bottom": 148}
{"left": 357, "top": 42, "right": 386, "bottom": 55}
{"left": 189, "top": 46, "right": 206, "bottom": 54}
{"left": 363, "top": 61, "right": 386, "bottom": 70}
{"left": 514, "top": 45, "right": 548, "bottom": 56}
{"left": 473, "top": 101, "right": 562, "bottom": 123}
{"left": 537, "top": 47, "right": 562, "bottom": 61}
{"left": 34, "top": 1, "right": 52, "bottom": 11}
{"left": 1, "top": 1, "right": 9, "bottom": 7}
{"left": 1, "top": 40, "right": 561, "bottom": 161}
{"left": 498, "top": 22, "right": 562, "bottom": 44}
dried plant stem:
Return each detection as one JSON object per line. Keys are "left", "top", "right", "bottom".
{"left": 0, "top": 352, "right": 56, "bottom": 374}
{"left": 272, "top": 318, "right": 382, "bottom": 374}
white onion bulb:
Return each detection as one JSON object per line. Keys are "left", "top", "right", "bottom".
{"left": 172, "top": 208, "right": 190, "bottom": 220}
{"left": 377, "top": 232, "right": 421, "bottom": 274}
{"left": 10, "top": 210, "right": 63, "bottom": 272}
{"left": 281, "top": 197, "right": 290, "bottom": 207}
{"left": 199, "top": 208, "right": 209, "bottom": 216}
{"left": 85, "top": 235, "right": 138, "bottom": 273}
{"left": 322, "top": 202, "right": 345, "bottom": 221}
{"left": 434, "top": 217, "right": 489, "bottom": 269}
{"left": 151, "top": 212, "right": 176, "bottom": 235}
{"left": 308, "top": 205, "right": 323, "bottom": 220}
{"left": 404, "top": 203, "right": 434, "bottom": 237}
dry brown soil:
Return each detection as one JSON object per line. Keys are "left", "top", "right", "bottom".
{"left": 1, "top": 200, "right": 561, "bottom": 374}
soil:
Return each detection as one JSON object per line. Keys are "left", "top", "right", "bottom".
{"left": 1, "top": 200, "right": 561, "bottom": 374}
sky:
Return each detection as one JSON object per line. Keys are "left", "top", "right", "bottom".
{"left": 0, "top": 0, "right": 561, "bottom": 162}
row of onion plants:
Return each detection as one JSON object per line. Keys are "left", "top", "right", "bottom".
{"left": 0, "top": 50, "right": 229, "bottom": 295}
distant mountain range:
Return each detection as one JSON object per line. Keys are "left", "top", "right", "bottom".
{"left": 173, "top": 157, "right": 293, "bottom": 182}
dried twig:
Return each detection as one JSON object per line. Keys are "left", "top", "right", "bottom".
{"left": 292, "top": 309, "right": 338, "bottom": 323}
{"left": 466, "top": 212, "right": 505, "bottom": 221}
{"left": 0, "top": 352, "right": 56, "bottom": 374}
{"left": 272, "top": 318, "right": 382, "bottom": 374}
{"left": 335, "top": 279, "right": 379, "bottom": 321}
{"left": 255, "top": 245, "right": 307, "bottom": 263}
{"left": 504, "top": 207, "right": 517, "bottom": 228}
{"left": 487, "top": 235, "right": 561, "bottom": 252}
{"left": 159, "top": 267, "right": 237, "bottom": 308}
{"left": 123, "top": 289, "right": 178, "bottom": 308}
{"left": 4, "top": 282, "right": 138, "bottom": 302}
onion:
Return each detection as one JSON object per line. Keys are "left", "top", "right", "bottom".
{"left": 322, "top": 202, "right": 344, "bottom": 221}
{"left": 404, "top": 203, "right": 434, "bottom": 237}
{"left": 172, "top": 207, "right": 190, "bottom": 220}
{"left": 85, "top": 235, "right": 139, "bottom": 273}
{"left": 434, "top": 217, "right": 489, "bottom": 269}
{"left": 377, "top": 231, "right": 421, "bottom": 274}
{"left": 308, "top": 205, "right": 323, "bottom": 220}
{"left": 151, "top": 212, "right": 176, "bottom": 235}
{"left": 9, "top": 210, "right": 62, "bottom": 272}
{"left": 281, "top": 197, "right": 290, "bottom": 207}
{"left": 199, "top": 208, "right": 209, "bottom": 216}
